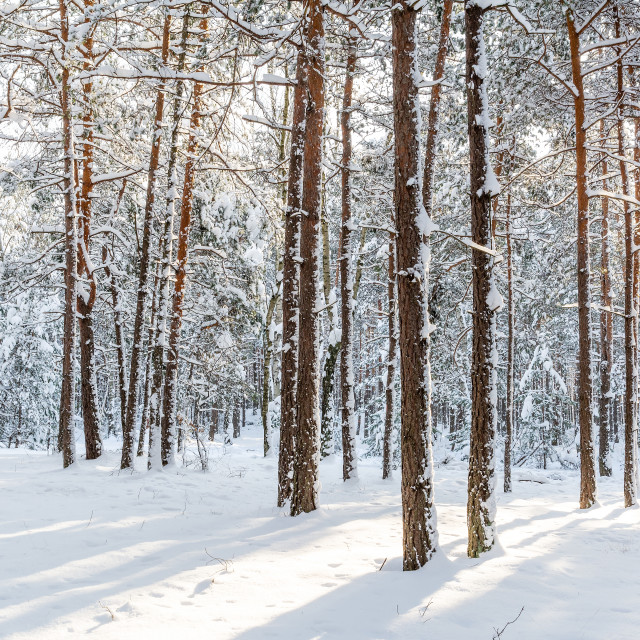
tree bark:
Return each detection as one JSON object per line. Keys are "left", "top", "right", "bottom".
{"left": 422, "top": 0, "right": 453, "bottom": 210}
{"left": 278, "top": 49, "right": 308, "bottom": 507}
{"left": 262, "top": 293, "right": 278, "bottom": 455}
{"left": 614, "top": 16, "right": 638, "bottom": 506}
{"left": 465, "top": 1, "right": 499, "bottom": 556}
{"left": 339, "top": 11, "right": 359, "bottom": 480}
{"left": 147, "top": 12, "right": 189, "bottom": 471}
{"left": 77, "top": 0, "right": 102, "bottom": 460}
{"left": 291, "top": 0, "right": 325, "bottom": 517}
{"left": 121, "top": 12, "right": 172, "bottom": 469}
{"left": 160, "top": 10, "right": 208, "bottom": 467}
{"left": 598, "top": 118, "right": 612, "bottom": 478}
{"left": 505, "top": 190, "right": 513, "bottom": 492}
{"left": 382, "top": 234, "right": 397, "bottom": 480}
{"left": 102, "top": 180, "right": 128, "bottom": 434}
{"left": 392, "top": 0, "right": 437, "bottom": 570}
{"left": 58, "top": 0, "right": 78, "bottom": 468}
{"left": 567, "top": 9, "right": 596, "bottom": 509}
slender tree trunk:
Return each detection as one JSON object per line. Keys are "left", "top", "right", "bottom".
{"left": 567, "top": 9, "right": 596, "bottom": 509}
{"left": 614, "top": 18, "right": 638, "bottom": 507}
{"left": 422, "top": 0, "right": 453, "bottom": 210}
{"left": 147, "top": 13, "right": 188, "bottom": 471}
{"left": 58, "top": 0, "right": 78, "bottom": 468}
{"left": 262, "top": 293, "right": 278, "bottom": 455}
{"left": 278, "top": 49, "right": 308, "bottom": 507}
{"left": 320, "top": 206, "right": 340, "bottom": 458}
{"left": 160, "top": 10, "right": 208, "bottom": 466}
{"left": 465, "top": 2, "right": 500, "bottom": 556}
{"left": 392, "top": 0, "right": 437, "bottom": 570}
{"left": 77, "top": 0, "right": 102, "bottom": 460}
{"left": 505, "top": 190, "right": 514, "bottom": 492}
{"left": 382, "top": 234, "right": 397, "bottom": 480}
{"left": 291, "top": 0, "right": 325, "bottom": 517}
{"left": 121, "top": 13, "right": 171, "bottom": 469}
{"left": 339, "top": 13, "right": 359, "bottom": 480}
{"left": 599, "top": 119, "right": 612, "bottom": 478}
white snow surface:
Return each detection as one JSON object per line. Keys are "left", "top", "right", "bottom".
{"left": 1, "top": 415, "right": 639, "bottom": 639}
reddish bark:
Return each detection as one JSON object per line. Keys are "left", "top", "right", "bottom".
{"left": 121, "top": 13, "right": 172, "bottom": 469}
{"left": 567, "top": 9, "right": 596, "bottom": 509}
{"left": 160, "top": 11, "right": 209, "bottom": 466}
{"left": 291, "top": 0, "right": 325, "bottom": 516}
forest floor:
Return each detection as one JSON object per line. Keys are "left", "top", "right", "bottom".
{"left": 1, "top": 414, "right": 639, "bottom": 640}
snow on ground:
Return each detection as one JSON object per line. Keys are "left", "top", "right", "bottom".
{"left": 1, "top": 414, "right": 639, "bottom": 640}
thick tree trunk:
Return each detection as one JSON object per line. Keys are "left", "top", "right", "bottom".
{"left": 567, "top": 10, "right": 596, "bottom": 509}
{"left": 392, "top": 0, "right": 437, "bottom": 570}
{"left": 58, "top": 0, "right": 78, "bottom": 468}
{"left": 290, "top": 0, "right": 325, "bottom": 517}
{"left": 598, "top": 120, "right": 612, "bottom": 478}
{"left": 339, "top": 15, "right": 358, "bottom": 480}
{"left": 121, "top": 13, "right": 171, "bottom": 469}
{"left": 465, "top": 2, "right": 500, "bottom": 557}
{"left": 160, "top": 11, "right": 208, "bottom": 467}
{"left": 278, "top": 49, "right": 308, "bottom": 507}
{"left": 382, "top": 235, "right": 397, "bottom": 480}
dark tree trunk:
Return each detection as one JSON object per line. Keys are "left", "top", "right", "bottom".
{"left": 278, "top": 49, "right": 308, "bottom": 507}
{"left": 392, "top": 0, "right": 437, "bottom": 570}
{"left": 291, "top": 0, "right": 325, "bottom": 517}
{"left": 567, "top": 10, "right": 596, "bottom": 509}
{"left": 465, "top": 2, "right": 500, "bottom": 557}
{"left": 233, "top": 405, "right": 241, "bottom": 439}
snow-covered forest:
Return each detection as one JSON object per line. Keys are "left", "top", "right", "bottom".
{"left": 1, "top": 0, "right": 640, "bottom": 637}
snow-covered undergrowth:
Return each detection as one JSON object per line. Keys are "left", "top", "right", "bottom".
{"left": 1, "top": 416, "right": 638, "bottom": 639}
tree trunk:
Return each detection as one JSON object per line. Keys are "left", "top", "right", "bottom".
{"left": 160, "top": 10, "right": 208, "bottom": 467}
{"left": 614, "top": 16, "right": 638, "bottom": 507}
{"left": 599, "top": 119, "right": 612, "bottom": 478}
{"left": 567, "top": 9, "right": 596, "bottom": 509}
{"left": 77, "top": 0, "right": 102, "bottom": 460}
{"left": 290, "top": 0, "right": 325, "bottom": 517}
{"left": 422, "top": 0, "right": 453, "bottom": 209}
{"left": 278, "top": 49, "right": 308, "bottom": 507}
{"left": 505, "top": 190, "right": 514, "bottom": 492}
{"left": 465, "top": 2, "right": 500, "bottom": 557}
{"left": 262, "top": 293, "right": 278, "bottom": 456}
{"left": 338, "top": 8, "right": 358, "bottom": 480}
{"left": 101, "top": 182, "right": 128, "bottom": 435}
{"left": 392, "top": 0, "right": 437, "bottom": 570}
{"left": 147, "top": 13, "right": 189, "bottom": 471}
{"left": 120, "top": 12, "right": 172, "bottom": 469}
{"left": 382, "top": 235, "right": 397, "bottom": 480}
{"left": 58, "top": 0, "right": 78, "bottom": 468}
